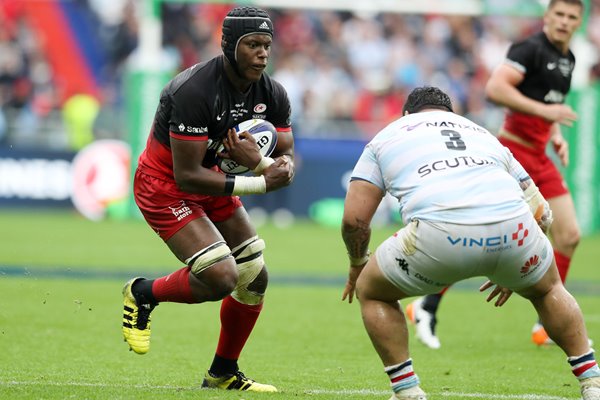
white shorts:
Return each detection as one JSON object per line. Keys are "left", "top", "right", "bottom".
{"left": 375, "top": 212, "right": 553, "bottom": 296}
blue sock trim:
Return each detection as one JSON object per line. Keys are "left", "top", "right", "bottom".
{"left": 385, "top": 359, "right": 420, "bottom": 393}
{"left": 579, "top": 365, "right": 600, "bottom": 380}
{"left": 568, "top": 350, "right": 595, "bottom": 366}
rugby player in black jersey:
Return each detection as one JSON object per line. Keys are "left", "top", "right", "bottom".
{"left": 121, "top": 6, "right": 293, "bottom": 392}
{"left": 486, "top": 0, "right": 583, "bottom": 347}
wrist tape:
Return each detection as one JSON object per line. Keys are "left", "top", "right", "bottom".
{"left": 225, "top": 174, "right": 266, "bottom": 195}
{"left": 253, "top": 156, "right": 275, "bottom": 175}
{"left": 348, "top": 250, "right": 371, "bottom": 267}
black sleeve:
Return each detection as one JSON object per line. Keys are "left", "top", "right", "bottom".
{"left": 268, "top": 80, "right": 292, "bottom": 129}
{"left": 505, "top": 40, "right": 536, "bottom": 75}
{"left": 169, "top": 85, "right": 211, "bottom": 139}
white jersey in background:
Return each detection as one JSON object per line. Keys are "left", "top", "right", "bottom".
{"left": 351, "top": 111, "right": 531, "bottom": 225}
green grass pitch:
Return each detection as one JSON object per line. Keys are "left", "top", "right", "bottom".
{"left": 0, "top": 210, "right": 598, "bottom": 399}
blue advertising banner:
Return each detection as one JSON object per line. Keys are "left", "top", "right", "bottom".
{"left": 0, "top": 148, "right": 74, "bottom": 208}
{"left": 0, "top": 140, "right": 131, "bottom": 220}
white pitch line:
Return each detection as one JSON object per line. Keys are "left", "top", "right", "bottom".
{"left": 0, "top": 381, "right": 579, "bottom": 399}
{"left": 437, "top": 392, "right": 576, "bottom": 400}
{"left": 306, "top": 389, "right": 389, "bottom": 395}
{"left": 0, "top": 381, "right": 194, "bottom": 391}
{"left": 307, "top": 389, "right": 576, "bottom": 399}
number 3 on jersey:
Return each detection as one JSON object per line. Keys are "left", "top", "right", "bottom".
{"left": 441, "top": 129, "right": 466, "bottom": 151}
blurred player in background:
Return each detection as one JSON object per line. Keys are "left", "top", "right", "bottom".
{"left": 121, "top": 6, "right": 294, "bottom": 392}
{"left": 341, "top": 86, "right": 599, "bottom": 400}
{"left": 406, "top": 0, "right": 584, "bottom": 349}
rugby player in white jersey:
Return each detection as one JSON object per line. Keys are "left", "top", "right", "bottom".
{"left": 340, "top": 86, "right": 599, "bottom": 400}
{"left": 408, "top": 0, "right": 585, "bottom": 349}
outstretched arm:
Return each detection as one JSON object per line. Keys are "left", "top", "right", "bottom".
{"left": 485, "top": 64, "right": 577, "bottom": 126}
{"left": 341, "top": 179, "right": 384, "bottom": 303}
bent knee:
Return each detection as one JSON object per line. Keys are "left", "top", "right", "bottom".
{"left": 191, "top": 259, "right": 239, "bottom": 301}
{"left": 231, "top": 236, "right": 268, "bottom": 305}
{"left": 355, "top": 270, "right": 379, "bottom": 302}
{"left": 246, "top": 266, "right": 269, "bottom": 294}
{"left": 553, "top": 227, "right": 581, "bottom": 252}
{"left": 211, "top": 262, "right": 239, "bottom": 300}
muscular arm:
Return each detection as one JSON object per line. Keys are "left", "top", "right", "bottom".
{"left": 341, "top": 180, "right": 384, "bottom": 263}
{"left": 173, "top": 132, "right": 292, "bottom": 195}
{"left": 271, "top": 129, "right": 295, "bottom": 171}
{"left": 485, "top": 64, "right": 577, "bottom": 125}
{"left": 172, "top": 138, "right": 230, "bottom": 195}
{"left": 340, "top": 179, "right": 383, "bottom": 303}
{"left": 273, "top": 130, "right": 294, "bottom": 159}
{"left": 485, "top": 64, "right": 540, "bottom": 116}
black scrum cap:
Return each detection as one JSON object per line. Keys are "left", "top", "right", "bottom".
{"left": 221, "top": 7, "right": 274, "bottom": 74}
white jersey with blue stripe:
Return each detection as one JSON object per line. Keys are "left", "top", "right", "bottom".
{"left": 351, "top": 111, "right": 532, "bottom": 225}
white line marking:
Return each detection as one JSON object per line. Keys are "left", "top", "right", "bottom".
{"left": 306, "top": 389, "right": 388, "bottom": 395}
{"left": 0, "top": 381, "right": 579, "bottom": 399}
{"left": 0, "top": 381, "right": 192, "bottom": 390}
{"left": 437, "top": 392, "right": 576, "bottom": 400}
{"left": 307, "top": 389, "right": 576, "bottom": 399}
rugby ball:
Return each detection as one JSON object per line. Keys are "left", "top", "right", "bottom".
{"left": 217, "top": 119, "right": 278, "bottom": 175}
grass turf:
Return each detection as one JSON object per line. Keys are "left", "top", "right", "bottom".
{"left": 0, "top": 210, "right": 598, "bottom": 399}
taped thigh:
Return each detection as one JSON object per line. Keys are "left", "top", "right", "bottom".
{"left": 186, "top": 240, "right": 232, "bottom": 276}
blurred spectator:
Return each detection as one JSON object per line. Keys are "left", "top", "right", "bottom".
{"left": 352, "top": 73, "right": 405, "bottom": 136}
{"left": 62, "top": 93, "right": 100, "bottom": 150}
{"left": 591, "top": 62, "right": 600, "bottom": 82}
{"left": 0, "top": 2, "right": 598, "bottom": 148}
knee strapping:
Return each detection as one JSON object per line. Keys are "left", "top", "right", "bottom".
{"left": 230, "top": 236, "right": 266, "bottom": 305}
{"left": 186, "top": 240, "right": 232, "bottom": 276}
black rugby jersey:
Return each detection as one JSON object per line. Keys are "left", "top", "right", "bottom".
{"left": 139, "top": 55, "right": 291, "bottom": 179}
{"left": 503, "top": 32, "right": 575, "bottom": 149}
{"left": 505, "top": 31, "right": 574, "bottom": 104}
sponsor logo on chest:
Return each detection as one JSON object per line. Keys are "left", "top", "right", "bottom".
{"left": 178, "top": 123, "right": 208, "bottom": 134}
{"left": 547, "top": 57, "right": 573, "bottom": 78}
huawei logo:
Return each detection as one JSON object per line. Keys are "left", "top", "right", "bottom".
{"left": 520, "top": 255, "right": 540, "bottom": 274}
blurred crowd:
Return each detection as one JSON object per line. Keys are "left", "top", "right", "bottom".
{"left": 1, "top": 0, "right": 599, "bottom": 150}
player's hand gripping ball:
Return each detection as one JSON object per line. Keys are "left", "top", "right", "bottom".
{"left": 217, "top": 119, "right": 278, "bottom": 175}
